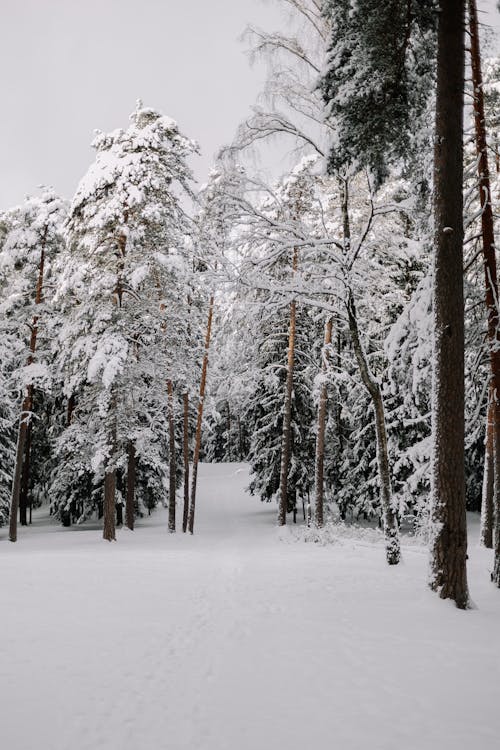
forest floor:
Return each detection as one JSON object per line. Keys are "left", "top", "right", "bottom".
{"left": 1, "top": 463, "right": 499, "bottom": 750}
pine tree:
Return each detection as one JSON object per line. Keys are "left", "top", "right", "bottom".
{"left": 0, "top": 189, "right": 67, "bottom": 541}
{"left": 428, "top": 0, "right": 469, "bottom": 608}
{"left": 54, "top": 103, "right": 197, "bottom": 539}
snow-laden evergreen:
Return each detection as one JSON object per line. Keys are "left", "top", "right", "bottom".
{"left": 52, "top": 103, "right": 199, "bottom": 528}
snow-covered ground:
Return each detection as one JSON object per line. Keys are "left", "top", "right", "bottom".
{"left": 1, "top": 463, "right": 499, "bottom": 750}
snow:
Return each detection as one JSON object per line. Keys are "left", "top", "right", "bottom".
{"left": 1, "top": 463, "right": 499, "bottom": 750}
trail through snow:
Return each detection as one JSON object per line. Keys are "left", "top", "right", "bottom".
{"left": 1, "top": 463, "right": 499, "bottom": 750}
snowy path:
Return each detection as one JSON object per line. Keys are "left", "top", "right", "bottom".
{"left": 1, "top": 463, "right": 500, "bottom": 750}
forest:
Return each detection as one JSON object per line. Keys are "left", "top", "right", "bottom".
{"left": 3, "top": 2, "right": 500, "bottom": 749}
{"left": 1, "top": 0, "right": 500, "bottom": 611}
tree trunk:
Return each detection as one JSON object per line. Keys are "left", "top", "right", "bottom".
{"left": 19, "top": 420, "right": 33, "bottom": 526}
{"left": 347, "top": 293, "right": 400, "bottom": 565}
{"left": 429, "top": 0, "right": 469, "bottom": 608}
{"left": 481, "top": 397, "right": 494, "bottom": 548}
{"left": 469, "top": 0, "right": 500, "bottom": 583}
{"left": 182, "top": 392, "right": 190, "bottom": 533}
{"left": 9, "top": 229, "right": 47, "bottom": 542}
{"left": 167, "top": 379, "right": 176, "bottom": 533}
{"left": 188, "top": 295, "right": 214, "bottom": 534}
{"left": 103, "top": 402, "right": 117, "bottom": 542}
{"left": 103, "top": 468, "right": 116, "bottom": 542}
{"left": 278, "top": 248, "right": 298, "bottom": 526}
{"left": 67, "top": 394, "right": 76, "bottom": 426}
{"left": 126, "top": 441, "right": 136, "bottom": 531}
{"left": 314, "top": 318, "right": 333, "bottom": 528}
{"left": 238, "top": 415, "right": 244, "bottom": 460}
{"left": 226, "top": 401, "right": 232, "bottom": 460}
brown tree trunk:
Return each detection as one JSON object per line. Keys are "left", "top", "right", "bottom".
{"left": 103, "top": 468, "right": 116, "bottom": 542}
{"left": 429, "top": 0, "right": 469, "bottom": 608}
{"left": 469, "top": 0, "right": 500, "bottom": 582}
{"left": 182, "top": 392, "right": 190, "bottom": 533}
{"left": 278, "top": 248, "right": 298, "bottom": 526}
{"left": 126, "top": 441, "right": 136, "bottom": 531}
{"left": 347, "top": 293, "right": 401, "bottom": 565}
{"left": 314, "top": 318, "right": 333, "bottom": 528}
{"left": 9, "top": 229, "right": 47, "bottom": 542}
{"left": 67, "top": 394, "right": 76, "bottom": 426}
{"left": 481, "top": 397, "right": 494, "bottom": 548}
{"left": 167, "top": 379, "right": 176, "bottom": 533}
{"left": 188, "top": 296, "right": 214, "bottom": 534}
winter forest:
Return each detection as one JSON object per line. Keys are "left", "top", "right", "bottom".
{"left": 2, "top": 1, "right": 500, "bottom": 749}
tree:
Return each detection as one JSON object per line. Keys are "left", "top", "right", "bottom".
{"left": 0, "top": 189, "right": 67, "bottom": 542}
{"left": 428, "top": 0, "right": 469, "bottom": 607}
{"left": 55, "top": 102, "right": 197, "bottom": 539}
{"left": 322, "top": 0, "right": 469, "bottom": 606}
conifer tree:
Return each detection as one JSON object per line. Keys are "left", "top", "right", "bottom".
{"left": 0, "top": 189, "right": 67, "bottom": 541}
{"left": 55, "top": 103, "right": 197, "bottom": 539}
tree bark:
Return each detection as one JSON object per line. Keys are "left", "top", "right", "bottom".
{"left": 167, "top": 379, "right": 176, "bottom": 533}
{"left": 126, "top": 441, "right": 136, "bottom": 531}
{"left": 188, "top": 295, "right": 214, "bottom": 534}
{"left": 314, "top": 318, "right": 333, "bottom": 528}
{"left": 481, "top": 397, "right": 494, "bottom": 548}
{"left": 429, "top": 0, "right": 469, "bottom": 608}
{"left": 103, "top": 468, "right": 116, "bottom": 542}
{"left": 19, "top": 421, "right": 32, "bottom": 526}
{"left": 67, "top": 394, "right": 76, "bottom": 426}
{"left": 278, "top": 248, "right": 298, "bottom": 526}
{"left": 469, "top": 0, "right": 500, "bottom": 581}
{"left": 182, "top": 391, "right": 190, "bottom": 533}
{"left": 9, "top": 228, "right": 47, "bottom": 542}
{"left": 347, "top": 293, "right": 401, "bottom": 565}
{"left": 103, "top": 401, "right": 117, "bottom": 542}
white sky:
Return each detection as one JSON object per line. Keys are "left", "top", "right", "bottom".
{"left": 0, "top": 0, "right": 499, "bottom": 210}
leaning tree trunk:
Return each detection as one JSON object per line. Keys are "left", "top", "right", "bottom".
{"left": 278, "top": 248, "right": 298, "bottom": 527}
{"left": 126, "top": 441, "right": 136, "bottom": 531}
{"left": 469, "top": 0, "right": 500, "bottom": 582}
{"left": 429, "top": 0, "right": 469, "bottom": 608}
{"left": 347, "top": 293, "right": 400, "bottom": 565}
{"left": 314, "top": 318, "right": 333, "bottom": 528}
{"left": 182, "top": 391, "right": 190, "bottom": 533}
{"left": 9, "top": 228, "right": 47, "bottom": 542}
{"left": 167, "top": 379, "right": 176, "bottom": 533}
{"left": 187, "top": 295, "right": 214, "bottom": 534}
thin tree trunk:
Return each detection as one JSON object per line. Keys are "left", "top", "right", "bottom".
{"left": 182, "top": 391, "right": 190, "bottom": 533}
{"left": 237, "top": 415, "right": 243, "bottom": 460}
{"left": 226, "top": 401, "right": 232, "bottom": 460}
{"left": 188, "top": 295, "right": 214, "bottom": 534}
{"left": 347, "top": 293, "right": 401, "bottom": 565}
{"left": 126, "top": 441, "right": 136, "bottom": 531}
{"left": 103, "top": 468, "right": 116, "bottom": 542}
{"left": 167, "top": 379, "right": 176, "bottom": 533}
{"left": 469, "top": 0, "right": 500, "bottom": 582}
{"left": 19, "top": 421, "right": 33, "bottom": 526}
{"left": 103, "top": 402, "right": 117, "bottom": 542}
{"left": 314, "top": 318, "right": 333, "bottom": 528}
{"left": 481, "top": 397, "right": 494, "bottom": 548}
{"left": 67, "top": 394, "right": 76, "bottom": 426}
{"left": 9, "top": 229, "right": 47, "bottom": 542}
{"left": 278, "top": 248, "right": 298, "bottom": 526}
{"left": 429, "top": 0, "right": 469, "bottom": 608}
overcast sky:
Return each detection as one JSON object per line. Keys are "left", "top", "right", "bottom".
{"left": 1, "top": 0, "right": 499, "bottom": 210}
